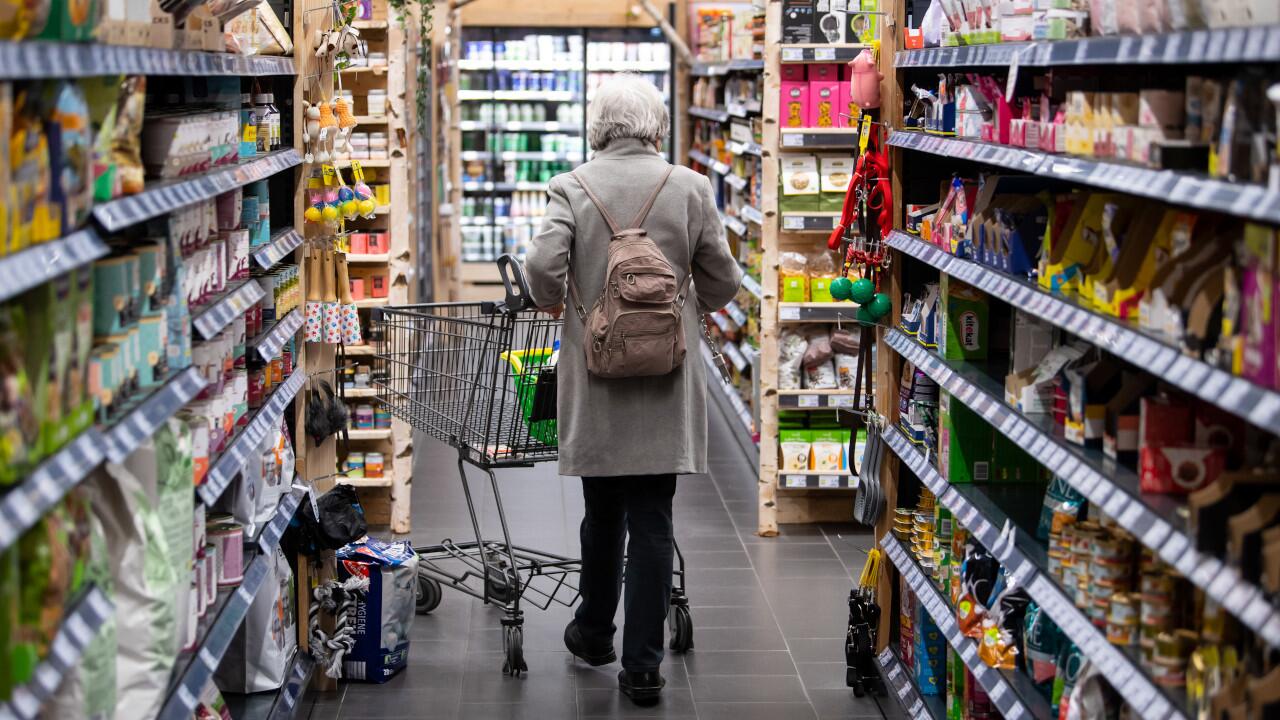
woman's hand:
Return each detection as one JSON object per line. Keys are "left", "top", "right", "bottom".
{"left": 538, "top": 303, "right": 565, "bottom": 319}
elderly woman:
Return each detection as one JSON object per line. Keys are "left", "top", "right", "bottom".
{"left": 525, "top": 74, "right": 741, "bottom": 705}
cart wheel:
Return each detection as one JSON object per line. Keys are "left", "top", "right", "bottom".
{"left": 486, "top": 564, "right": 520, "bottom": 605}
{"left": 502, "top": 625, "right": 527, "bottom": 676}
{"left": 416, "top": 574, "right": 442, "bottom": 615}
{"left": 668, "top": 604, "right": 694, "bottom": 653}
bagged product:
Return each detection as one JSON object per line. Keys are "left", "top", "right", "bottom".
{"left": 778, "top": 330, "right": 806, "bottom": 390}
{"left": 337, "top": 538, "right": 420, "bottom": 682}
{"left": 215, "top": 546, "right": 296, "bottom": 692}
{"left": 779, "top": 430, "right": 812, "bottom": 472}
{"left": 804, "top": 360, "right": 838, "bottom": 390}
{"left": 810, "top": 430, "right": 845, "bottom": 472}
{"left": 834, "top": 354, "right": 858, "bottom": 390}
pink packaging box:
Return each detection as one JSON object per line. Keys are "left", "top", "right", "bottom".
{"left": 781, "top": 81, "right": 809, "bottom": 128}
{"left": 808, "top": 80, "right": 840, "bottom": 128}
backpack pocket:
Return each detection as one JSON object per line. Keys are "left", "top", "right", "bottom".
{"left": 610, "top": 310, "right": 680, "bottom": 377}
{"left": 612, "top": 260, "right": 677, "bottom": 304}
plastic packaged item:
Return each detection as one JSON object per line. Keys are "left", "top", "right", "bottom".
{"left": 335, "top": 539, "right": 420, "bottom": 682}
{"left": 779, "top": 430, "right": 812, "bottom": 471}
{"left": 779, "top": 252, "right": 809, "bottom": 302}
{"left": 779, "top": 330, "right": 806, "bottom": 390}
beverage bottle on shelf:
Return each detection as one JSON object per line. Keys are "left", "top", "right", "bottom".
{"left": 494, "top": 103, "right": 508, "bottom": 125}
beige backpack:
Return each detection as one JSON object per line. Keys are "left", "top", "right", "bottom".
{"left": 567, "top": 166, "right": 690, "bottom": 379}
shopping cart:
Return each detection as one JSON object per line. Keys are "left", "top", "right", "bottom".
{"left": 370, "top": 255, "right": 694, "bottom": 676}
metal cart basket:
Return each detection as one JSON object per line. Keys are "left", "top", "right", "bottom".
{"left": 371, "top": 256, "right": 693, "bottom": 676}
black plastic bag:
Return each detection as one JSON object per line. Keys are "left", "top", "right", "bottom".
{"left": 284, "top": 484, "right": 369, "bottom": 557}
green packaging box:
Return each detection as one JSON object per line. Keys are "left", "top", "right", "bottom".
{"left": 939, "top": 273, "right": 989, "bottom": 361}
{"left": 938, "top": 391, "right": 993, "bottom": 483}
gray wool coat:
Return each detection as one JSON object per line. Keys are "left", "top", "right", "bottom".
{"left": 525, "top": 138, "right": 743, "bottom": 478}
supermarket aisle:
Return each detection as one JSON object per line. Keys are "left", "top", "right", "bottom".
{"left": 307, "top": 405, "right": 892, "bottom": 719}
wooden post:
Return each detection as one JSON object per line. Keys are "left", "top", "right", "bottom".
{"left": 757, "top": 0, "right": 781, "bottom": 537}
{"left": 873, "top": 0, "right": 906, "bottom": 651}
{"left": 387, "top": 2, "right": 414, "bottom": 534}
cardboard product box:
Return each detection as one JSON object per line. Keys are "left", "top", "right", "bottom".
{"left": 938, "top": 274, "right": 989, "bottom": 361}
{"left": 782, "top": 0, "right": 816, "bottom": 43}
{"left": 1138, "top": 395, "right": 1226, "bottom": 494}
{"left": 899, "top": 572, "right": 915, "bottom": 668}
{"left": 1005, "top": 342, "right": 1089, "bottom": 415}
{"left": 1010, "top": 310, "right": 1055, "bottom": 376}
{"left": 814, "top": 0, "right": 845, "bottom": 42}
{"left": 1238, "top": 223, "right": 1277, "bottom": 388}
{"left": 938, "top": 391, "right": 993, "bottom": 484}
{"left": 807, "top": 66, "right": 840, "bottom": 129}
{"left": 991, "top": 430, "right": 1042, "bottom": 483}
{"left": 913, "top": 602, "right": 945, "bottom": 696}
{"left": 846, "top": 9, "right": 880, "bottom": 43}
{"left": 1101, "top": 372, "right": 1155, "bottom": 465}
{"left": 1061, "top": 357, "right": 1121, "bottom": 450}
{"left": 818, "top": 155, "right": 854, "bottom": 212}
{"left": 336, "top": 539, "right": 420, "bottom": 683}
{"left": 780, "top": 79, "right": 808, "bottom": 129}
{"left": 779, "top": 155, "right": 820, "bottom": 212}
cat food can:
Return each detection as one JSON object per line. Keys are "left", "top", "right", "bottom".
{"left": 365, "top": 452, "right": 385, "bottom": 478}
{"left": 210, "top": 522, "right": 244, "bottom": 586}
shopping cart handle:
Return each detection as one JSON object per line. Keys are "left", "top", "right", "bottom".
{"left": 497, "top": 254, "right": 535, "bottom": 313}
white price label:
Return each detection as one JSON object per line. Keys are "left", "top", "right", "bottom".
{"left": 784, "top": 475, "right": 808, "bottom": 488}
{"left": 783, "top": 216, "right": 805, "bottom": 230}
{"left": 782, "top": 133, "right": 803, "bottom": 147}
{"left": 814, "top": 47, "right": 836, "bottom": 61}
{"left": 798, "top": 395, "right": 821, "bottom": 408}
{"left": 830, "top": 395, "right": 854, "bottom": 408}
{"left": 780, "top": 306, "right": 801, "bottom": 321}
{"left": 818, "top": 475, "right": 842, "bottom": 488}
{"left": 782, "top": 47, "right": 804, "bottom": 62}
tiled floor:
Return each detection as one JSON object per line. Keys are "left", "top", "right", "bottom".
{"left": 306, "top": 404, "right": 895, "bottom": 719}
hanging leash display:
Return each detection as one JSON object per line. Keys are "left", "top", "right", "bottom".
{"left": 845, "top": 547, "right": 886, "bottom": 697}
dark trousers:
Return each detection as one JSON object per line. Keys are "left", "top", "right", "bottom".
{"left": 575, "top": 474, "right": 677, "bottom": 672}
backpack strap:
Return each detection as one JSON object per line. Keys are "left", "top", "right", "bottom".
{"left": 566, "top": 165, "right": 676, "bottom": 322}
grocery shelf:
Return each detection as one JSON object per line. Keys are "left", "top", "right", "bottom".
{"left": 458, "top": 58, "right": 582, "bottom": 71}
{"left": 0, "top": 428, "right": 105, "bottom": 552}
{"left": 724, "top": 300, "right": 749, "bottom": 327}
{"left": 778, "top": 302, "right": 859, "bottom": 323}
{"left": 780, "top": 127, "right": 859, "bottom": 149}
{"left": 248, "top": 309, "right": 304, "bottom": 363}
{"left": 777, "top": 389, "right": 857, "bottom": 409}
{"left": 708, "top": 311, "right": 733, "bottom": 334}
{"left": 0, "top": 42, "right": 296, "bottom": 80}
{"left": 688, "top": 148, "right": 730, "bottom": 175}
{"left": 896, "top": 26, "right": 1280, "bottom": 68}
{"left": 347, "top": 253, "right": 391, "bottom": 264}
{"left": 458, "top": 121, "right": 579, "bottom": 133}
{"left": 881, "top": 425, "right": 1188, "bottom": 720}
{"left": 884, "top": 329, "right": 1280, "bottom": 653}
{"left": 0, "top": 585, "right": 113, "bottom": 720}
{"left": 727, "top": 140, "right": 763, "bottom": 157}
{"left": 225, "top": 653, "right": 316, "bottom": 720}
{"left": 340, "top": 476, "right": 393, "bottom": 488}
{"left": 881, "top": 534, "right": 1051, "bottom": 720}
{"left": 252, "top": 227, "right": 304, "bottom": 271}
{"left": 888, "top": 230, "right": 1280, "bottom": 436}
{"left": 740, "top": 272, "right": 764, "bottom": 301}
{"left": 346, "top": 156, "right": 391, "bottom": 167}
{"left": 352, "top": 20, "right": 387, "bottom": 29}
{"left": 497, "top": 151, "right": 584, "bottom": 162}
{"left": 348, "top": 428, "right": 393, "bottom": 440}
{"left": 0, "top": 228, "right": 109, "bottom": 303}
{"left": 778, "top": 470, "right": 857, "bottom": 489}
{"left": 343, "top": 386, "right": 379, "bottom": 397}
{"left": 157, "top": 488, "right": 301, "bottom": 720}
{"left": 458, "top": 216, "right": 542, "bottom": 227}
{"left": 887, "top": 131, "right": 1280, "bottom": 225}
{"left": 780, "top": 44, "right": 872, "bottom": 63}
{"left": 192, "top": 280, "right": 267, "bottom": 341}
{"left": 354, "top": 297, "right": 390, "bottom": 309}
{"left": 351, "top": 115, "right": 389, "bottom": 124}
{"left": 93, "top": 148, "right": 303, "bottom": 232}
{"left": 198, "top": 367, "right": 307, "bottom": 506}
{"left": 780, "top": 212, "right": 840, "bottom": 233}
{"left": 103, "top": 367, "right": 209, "bottom": 464}
{"left": 344, "top": 343, "right": 378, "bottom": 356}
{"left": 875, "top": 647, "right": 945, "bottom": 720}
{"left": 702, "top": 342, "right": 756, "bottom": 455}
{"left": 722, "top": 340, "right": 748, "bottom": 372}
{"left": 462, "top": 181, "right": 550, "bottom": 193}
{"left": 688, "top": 105, "right": 731, "bottom": 123}
{"left": 588, "top": 60, "right": 669, "bottom": 72}
{"left": 720, "top": 211, "right": 747, "bottom": 237}
{"left": 250, "top": 486, "right": 305, "bottom": 549}
{"left": 724, "top": 172, "right": 749, "bottom": 191}
{"left": 725, "top": 104, "right": 758, "bottom": 118}
{"left": 691, "top": 58, "right": 765, "bottom": 76}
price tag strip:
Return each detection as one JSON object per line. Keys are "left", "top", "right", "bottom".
{"left": 0, "top": 586, "right": 113, "bottom": 720}
{"left": 778, "top": 472, "right": 856, "bottom": 489}
{"left": 250, "top": 309, "right": 305, "bottom": 363}
{"left": 883, "top": 328, "right": 1280, "bottom": 654}
{"left": 0, "top": 42, "right": 296, "bottom": 81}
{"left": 887, "top": 229, "right": 1280, "bottom": 438}
{"left": 254, "top": 485, "right": 306, "bottom": 550}
{"left": 875, "top": 647, "right": 941, "bottom": 719}
{"left": 740, "top": 273, "right": 764, "bottom": 300}
{"left": 251, "top": 227, "right": 304, "bottom": 271}
{"left": 156, "top": 555, "right": 274, "bottom": 720}
{"left": 192, "top": 280, "right": 268, "bottom": 341}
{"left": 0, "top": 428, "right": 106, "bottom": 553}
{"left": 264, "top": 655, "right": 317, "bottom": 720}
{"left": 886, "top": 132, "right": 1280, "bottom": 226}
{"left": 740, "top": 205, "right": 764, "bottom": 225}
{"left": 103, "top": 367, "right": 210, "bottom": 464}
{"left": 688, "top": 106, "right": 730, "bottom": 123}
{"left": 0, "top": 229, "right": 109, "bottom": 304}
{"left": 199, "top": 367, "right": 307, "bottom": 507}
{"left": 93, "top": 149, "right": 303, "bottom": 233}
{"left": 721, "top": 213, "right": 748, "bottom": 237}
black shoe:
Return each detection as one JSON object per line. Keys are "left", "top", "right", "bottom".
{"left": 564, "top": 621, "right": 616, "bottom": 666}
{"left": 618, "top": 669, "right": 665, "bottom": 706}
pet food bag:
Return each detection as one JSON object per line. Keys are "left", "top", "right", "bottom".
{"left": 337, "top": 538, "right": 419, "bottom": 682}
{"left": 215, "top": 546, "right": 297, "bottom": 693}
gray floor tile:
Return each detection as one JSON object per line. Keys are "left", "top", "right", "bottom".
{"left": 681, "top": 650, "right": 799, "bottom": 677}
{"left": 680, "top": 549, "right": 754, "bottom": 569}
{"left": 785, "top": 637, "right": 846, "bottom": 664}
{"left": 680, "top": 604, "right": 777, "bottom": 629}
{"left": 808, "top": 689, "right": 887, "bottom": 719}
{"left": 797, "top": 662, "right": 851, "bottom": 692}
{"left": 689, "top": 625, "right": 789, "bottom": 652}
{"left": 573, "top": 660, "right": 690, "bottom": 689}
{"left": 457, "top": 702, "right": 577, "bottom": 720}
{"left": 688, "top": 674, "right": 808, "bottom": 703}
{"left": 694, "top": 703, "right": 818, "bottom": 720}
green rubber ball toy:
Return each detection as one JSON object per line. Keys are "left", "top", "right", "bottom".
{"left": 849, "top": 277, "right": 876, "bottom": 305}
{"left": 867, "top": 292, "right": 893, "bottom": 319}
{"left": 856, "top": 306, "right": 877, "bottom": 326}
{"left": 829, "top": 276, "right": 853, "bottom": 301}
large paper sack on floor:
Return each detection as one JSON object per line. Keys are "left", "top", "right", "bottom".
{"left": 336, "top": 539, "right": 419, "bottom": 682}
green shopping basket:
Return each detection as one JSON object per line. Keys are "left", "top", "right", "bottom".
{"left": 502, "top": 348, "right": 558, "bottom": 447}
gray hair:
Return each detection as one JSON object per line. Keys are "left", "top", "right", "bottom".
{"left": 587, "top": 74, "right": 670, "bottom": 151}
